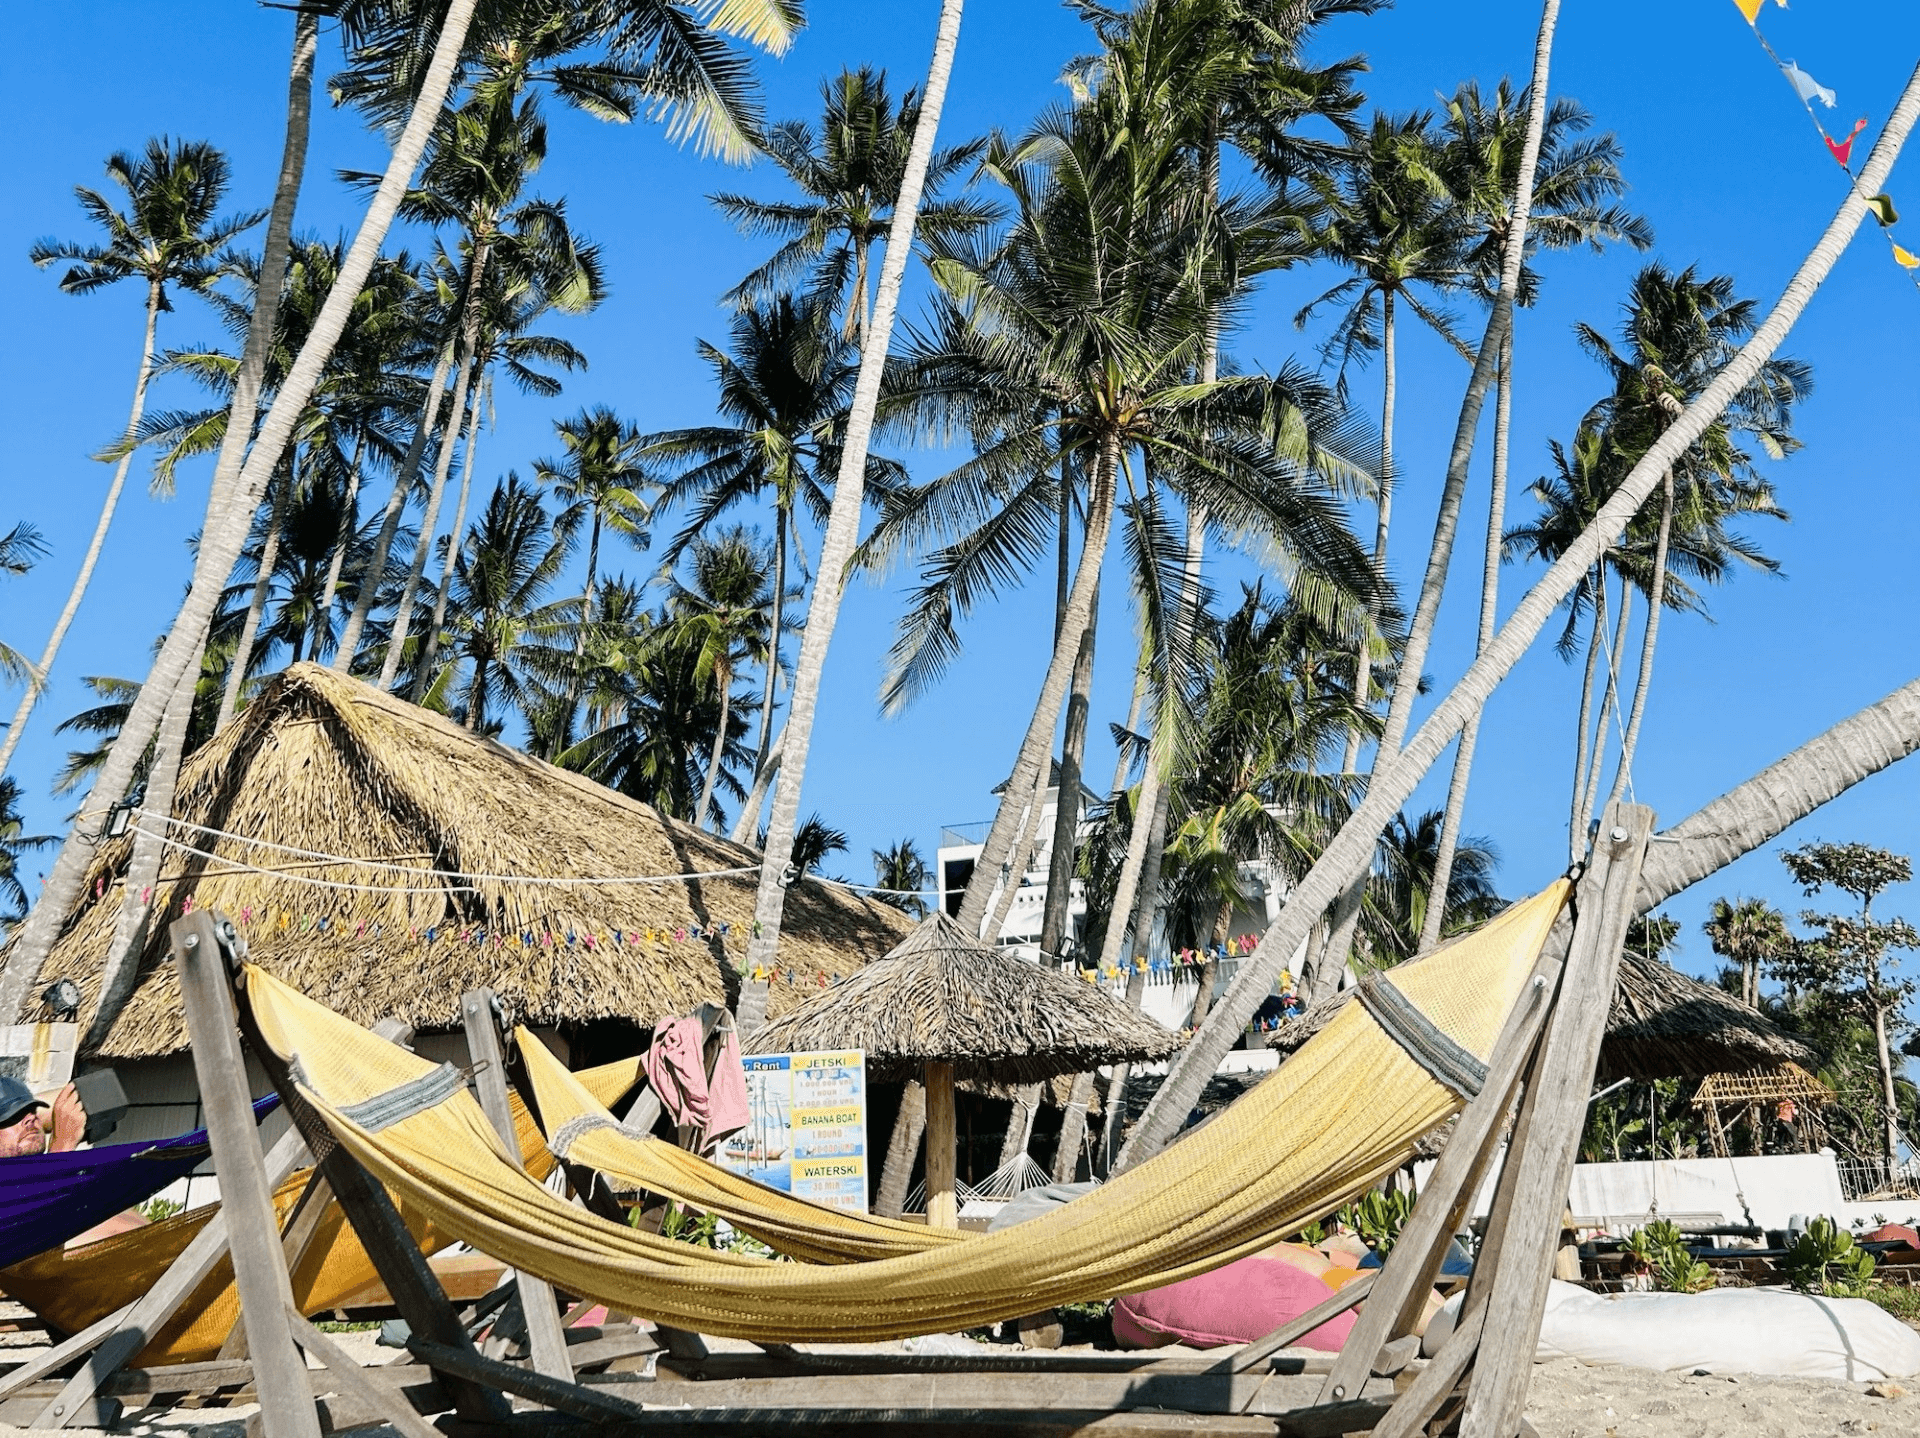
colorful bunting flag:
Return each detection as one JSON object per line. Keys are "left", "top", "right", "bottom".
{"left": 1781, "top": 60, "right": 1836, "bottom": 109}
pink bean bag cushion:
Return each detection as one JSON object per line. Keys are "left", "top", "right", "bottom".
{"left": 1111, "top": 1256, "right": 1357, "bottom": 1351}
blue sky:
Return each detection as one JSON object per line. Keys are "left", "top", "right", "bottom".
{"left": 4, "top": 0, "right": 1920, "bottom": 1009}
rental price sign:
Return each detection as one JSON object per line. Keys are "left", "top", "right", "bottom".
{"left": 722, "top": 1050, "right": 868, "bottom": 1212}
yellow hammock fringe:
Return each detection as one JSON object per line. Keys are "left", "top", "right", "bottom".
{"left": 0, "top": 1058, "right": 645, "bottom": 1365}
{"left": 246, "top": 882, "right": 1570, "bottom": 1343}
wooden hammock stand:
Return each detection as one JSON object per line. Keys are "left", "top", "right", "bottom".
{"left": 45, "top": 802, "right": 1649, "bottom": 1438}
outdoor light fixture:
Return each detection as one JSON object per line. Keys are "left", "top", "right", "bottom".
{"left": 105, "top": 803, "right": 133, "bottom": 838}
{"left": 41, "top": 979, "right": 80, "bottom": 1021}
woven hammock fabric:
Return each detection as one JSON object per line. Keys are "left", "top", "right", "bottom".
{"left": 520, "top": 1036, "right": 964, "bottom": 1263}
{"left": 0, "top": 1060, "right": 640, "bottom": 1365}
{"left": 0, "top": 1096, "right": 277, "bottom": 1272}
{"left": 247, "top": 883, "right": 1570, "bottom": 1342}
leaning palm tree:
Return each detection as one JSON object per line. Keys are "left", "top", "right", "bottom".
{"left": 712, "top": 65, "right": 993, "bottom": 341}
{"left": 0, "top": 139, "right": 260, "bottom": 777}
{"left": 647, "top": 293, "right": 905, "bottom": 788}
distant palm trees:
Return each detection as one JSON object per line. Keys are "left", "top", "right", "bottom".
{"left": 0, "top": 778, "right": 54, "bottom": 928}
{"left": 871, "top": 839, "right": 930, "bottom": 918}
{"left": 0, "top": 525, "right": 47, "bottom": 691}
{"left": 1704, "top": 896, "right": 1791, "bottom": 1009}
{"left": 1, "top": 140, "right": 260, "bottom": 777}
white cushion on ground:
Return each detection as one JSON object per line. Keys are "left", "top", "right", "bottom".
{"left": 1422, "top": 1280, "right": 1920, "bottom": 1381}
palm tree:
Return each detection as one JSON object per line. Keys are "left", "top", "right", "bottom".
{"left": 0, "top": 139, "right": 260, "bottom": 778}
{"left": 647, "top": 293, "right": 904, "bottom": 788}
{"left": 0, "top": 779, "right": 55, "bottom": 929}
{"left": 712, "top": 65, "right": 993, "bottom": 342}
{"left": 1294, "top": 110, "right": 1474, "bottom": 778}
{"left": 558, "top": 586, "right": 754, "bottom": 822}
{"left": 1358, "top": 808, "right": 1501, "bottom": 968}
{"left": 742, "top": 0, "right": 967, "bottom": 991}
{"left": 432, "top": 475, "right": 573, "bottom": 733}
{"left": 533, "top": 406, "right": 655, "bottom": 740}
{"left": 872, "top": 838, "right": 930, "bottom": 918}
{"left": 1418, "top": 78, "right": 1653, "bottom": 951}
{"left": 1704, "top": 896, "right": 1792, "bottom": 1009}
{"left": 1581, "top": 263, "right": 1807, "bottom": 806}
{"left": 0, "top": 524, "right": 48, "bottom": 690}
{"left": 658, "top": 526, "right": 774, "bottom": 830}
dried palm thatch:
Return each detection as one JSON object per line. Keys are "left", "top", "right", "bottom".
{"left": 744, "top": 912, "right": 1182, "bottom": 1085}
{"left": 18, "top": 664, "right": 910, "bottom": 1058}
{"left": 1269, "top": 948, "right": 1814, "bottom": 1084}
{"left": 1691, "top": 1063, "right": 1836, "bottom": 1109}
{"left": 1600, "top": 949, "right": 1817, "bottom": 1081}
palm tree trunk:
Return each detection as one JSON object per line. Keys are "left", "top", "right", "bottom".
{"left": 1568, "top": 569, "right": 1607, "bottom": 863}
{"left": 1037, "top": 607, "right": 1096, "bottom": 965}
{"left": 1606, "top": 470, "right": 1676, "bottom": 807}
{"left": 381, "top": 243, "right": 491, "bottom": 689}
{"left": 78, "top": 8, "right": 319, "bottom": 1051}
{"left": 751, "top": 508, "right": 789, "bottom": 793}
{"left": 873, "top": 1080, "right": 926, "bottom": 1218}
{"left": 414, "top": 378, "right": 486, "bottom": 700}
{"left": 1050, "top": 1069, "right": 1096, "bottom": 1184}
{"left": 731, "top": 724, "right": 783, "bottom": 846}
{"left": 1577, "top": 573, "right": 1633, "bottom": 847}
{"left": 1874, "top": 1000, "right": 1902, "bottom": 1162}
{"left": 0, "top": 279, "right": 164, "bottom": 778}
{"left": 985, "top": 761, "right": 1050, "bottom": 941}
{"left": 1113, "top": 18, "right": 1920, "bottom": 1178}
{"left": 696, "top": 665, "right": 732, "bottom": 831}
{"left": 743, "top": 0, "right": 966, "bottom": 978}
{"left": 317, "top": 432, "right": 366, "bottom": 660}
{"left": 217, "top": 459, "right": 292, "bottom": 728}
{"left": 0, "top": 0, "right": 481, "bottom": 1019}
{"left": 466, "top": 653, "right": 489, "bottom": 732}
{"left": 1422, "top": 327, "right": 1515, "bottom": 952}
{"left": 557, "top": 506, "right": 604, "bottom": 745}
{"left": 1341, "top": 287, "right": 1395, "bottom": 778}
{"left": 997, "top": 1084, "right": 1042, "bottom": 1167}
{"left": 335, "top": 341, "right": 459, "bottom": 671}
{"left": 954, "top": 436, "right": 1117, "bottom": 937}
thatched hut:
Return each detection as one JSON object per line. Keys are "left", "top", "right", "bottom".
{"left": 747, "top": 911, "right": 1180, "bottom": 1226}
{"left": 16, "top": 664, "right": 910, "bottom": 1150}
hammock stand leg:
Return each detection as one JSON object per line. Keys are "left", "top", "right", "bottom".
{"left": 169, "top": 910, "right": 320, "bottom": 1438}
{"left": 460, "top": 989, "right": 574, "bottom": 1383}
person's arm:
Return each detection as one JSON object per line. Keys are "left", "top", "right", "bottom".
{"left": 48, "top": 1084, "right": 85, "bottom": 1153}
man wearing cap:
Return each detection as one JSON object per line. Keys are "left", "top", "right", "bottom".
{"left": 0, "top": 1079, "right": 84, "bottom": 1158}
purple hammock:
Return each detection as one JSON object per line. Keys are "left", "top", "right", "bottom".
{"left": 0, "top": 1095, "right": 279, "bottom": 1271}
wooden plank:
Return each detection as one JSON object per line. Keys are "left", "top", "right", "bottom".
{"left": 1458, "top": 804, "right": 1652, "bottom": 1438}
{"left": 0, "top": 1302, "right": 134, "bottom": 1400}
{"left": 656, "top": 1349, "right": 1347, "bottom": 1381}
{"left": 407, "top": 1337, "right": 654, "bottom": 1423}
{"left": 1317, "top": 933, "right": 1567, "bottom": 1404}
{"left": 138, "top": 912, "right": 319, "bottom": 1438}
{"left": 1220, "top": 1271, "right": 1375, "bottom": 1376}
{"left": 447, "top": 1404, "right": 1284, "bottom": 1438}
{"left": 460, "top": 989, "right": 573, "bottom": 1383}
{"left": 1368, "top": 1304, "right": 1484, "bottom": 1438}
{"left": 230, "top": 963, "right": 512, "bottom": 1426}
{"left": 286, "top": 1306, "right": 443, "bottom": 1438}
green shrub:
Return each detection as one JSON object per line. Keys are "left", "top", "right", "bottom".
{"left": 137, "top": 1196, "right": 184, "bottom": 1224}
{"left": 1338, "top": 1190, "right": 1415, "bottom": 1257}
{"left": 1782, "top": 1217, "right": 1875, "bottom": 1297}
{"left": 1625, "top": 1220, "right": 1714, "bottom": 1293}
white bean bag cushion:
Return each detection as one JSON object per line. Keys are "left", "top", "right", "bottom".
{"left": 1423, "top": 1280, "right": 1920, "bottom": 1381}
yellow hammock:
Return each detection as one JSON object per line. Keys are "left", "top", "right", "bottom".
{"left": 522, "top": 1035, "right": 964, "bottom": 1263}
{"left": 0, "top": 1058, "right": 644, "bottom": 1365}
{"left": 246, "top": 882, "right": 1569, "bottom": 1344}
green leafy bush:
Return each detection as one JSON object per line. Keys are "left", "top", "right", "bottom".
{"left": 1624, "top": 1220, "right": 1714, "bottom": 1293}
{"left": 137, "top": 1196, "right": 184, "bottom": 1224}
{"left": 1783, "top": 1217, "right": 1875, "bottom": 1296}
{"left": 1338, "top": 1190, "right": 1415, "bottom": 1257}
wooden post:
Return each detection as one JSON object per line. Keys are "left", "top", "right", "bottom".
{"left": 461, "top": 989, "right": 574, "bottom": 1382}
{"left": 1458, "top": 803, "right": 1652, "bottom": 1438}
{"left": 923, "top": 1061, "right": 958, "bottom": 1228}
{"left": 171, "top": 911, "right": 321, "bottom": 1438}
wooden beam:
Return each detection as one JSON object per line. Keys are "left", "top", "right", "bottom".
{"left": 0, "top": 1304, "right": 133, "bottom": 1402}
{"left": 445, "top": 1406, "right": 1286, "bottom": 1437}
{"left": 924, "top": 1060, "right": 958, "bottom": 1228}
{"left": 1216, "top": 1272, "right": 1376, "bottom": 1376}
{"left": 460, "top": 989, "right": 574, "bottom": 1383}
{"left": 1317, "top": 932, "right": 1567, "bottom": 1405}
{"left": 227, "top": 948, "right": 512, "bottom": 1427}
{"left": 1457, "top": 804, "right": 1652, "bottom": 1438}
{"left": 285, "top": 1306, "right": 443, "bottom": 1438}
{"left": 407, "top": 1337, "right": 655, "bottom": 1423}
{"left": 169, "top": 911, "right": 320, "bottom": 1438}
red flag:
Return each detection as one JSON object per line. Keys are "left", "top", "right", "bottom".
{"left": 1827, "top": 117, "right": 1869, "bottom": 170}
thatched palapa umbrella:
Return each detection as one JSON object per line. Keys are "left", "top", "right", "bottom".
{"left": 746, "top": 911, "right": 1181, "bottom": 1227}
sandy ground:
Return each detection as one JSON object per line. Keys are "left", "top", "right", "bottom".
{"left": 0, "top": 1323, "right": 1910, "bottom": 1436}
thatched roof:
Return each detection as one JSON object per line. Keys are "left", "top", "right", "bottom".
{"left": 743, "top": 911, "right": 1182, "bottom": 1084}
{"left": 1268, "top": 947, "right": 1815, "bottom": 1083}
{"left": 21, "top": 664, "right": 911, "bottom": 1059}
{"left": 1692, "top": 1063, "right": 1836, "bottom": 1109}
{"left": 1600, "top": 950, "right": 1818, "bottom": 1081}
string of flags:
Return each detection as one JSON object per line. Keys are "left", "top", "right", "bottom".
{"left": 1732, "top": 0, "right": 1919, "bottom": 288}
{"left": 1076, "top": 933, "right": 1260, "bottom": 989}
